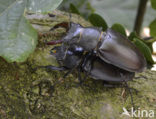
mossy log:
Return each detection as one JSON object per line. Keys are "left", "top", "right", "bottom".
{"left": 0, "top": 10, "right": 156, "bottom": 119}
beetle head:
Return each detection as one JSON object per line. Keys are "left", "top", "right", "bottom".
{"left": 63, "top": 22, "right": 82, "bottom": 43}
{"left": 50, "top": 45, "right": 67, "bottom": 61}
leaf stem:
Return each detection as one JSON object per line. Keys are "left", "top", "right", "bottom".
{"left": 133, "top": 0, "right": 148, "bottom": 36}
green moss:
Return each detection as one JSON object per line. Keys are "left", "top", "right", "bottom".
{"left": 0, "top": 10, "right": 156, "bottom": 119}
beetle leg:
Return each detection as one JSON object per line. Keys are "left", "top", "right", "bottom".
{"left": 63, "top": 65, "right": 77, "bottom": 78}
{"left": 124, "top": 81, "right": 135, "bottom": 109}
{"left": 82, "top": 51, "right": 95, "bottom": 74}
{"left": 77, "top": 66, "right": 89, "bottom": 84}
{"left": 120, "top": 73, "right": 135, "bottom": 108}
{"left": 76, "top": 66, "right": 92, "bottom": 89}
{"left": 76, "top": 51, "right": 95, "bottom": 84}
{"left": 78, "top": 66, "right": 82, "bottom": 83}
{"left": 75, "top": 51, "right": 95, "bottom": 86}
{"left": 81, "top": 51, "right": 94, "bottom": 68}
{"left": 83, "top": 57, "right": 94, "bottom": 82}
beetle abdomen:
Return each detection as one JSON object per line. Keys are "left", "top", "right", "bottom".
{"left": 84, "top": 57, "right": 135, "bottom": 82}
{"left": 97, "top": 29, "right": 146, "bottom": 72}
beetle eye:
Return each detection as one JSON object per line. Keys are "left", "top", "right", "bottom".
{"left": 52, "top": 50, "right": 57, "bottom": 53}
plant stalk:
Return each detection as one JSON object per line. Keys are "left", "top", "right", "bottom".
{"left": 133, "top": 0, "right": 148, "bottom": 36}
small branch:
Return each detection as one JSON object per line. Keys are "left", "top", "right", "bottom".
{"left": 133, "top": 0, "right": 148, "bottom": 36}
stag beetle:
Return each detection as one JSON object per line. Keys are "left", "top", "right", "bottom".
{"left": 48, "top": 22, "right": 146, "bottom": 73}
{"left": 40, "top": 44, "right": 135, "bottom": 83}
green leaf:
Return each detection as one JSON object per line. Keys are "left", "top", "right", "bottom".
{"left": 151, "top": 0, "right": 156, "bottom": 10}
{"left": 27, "top": 0, "right": 63, "bottom": 13}
{"left": 0, "top": 0, "right": 38, "bottom": 62}
{"left": 128, "top": 32, "right": 155, "bottom": 52}
{"left": 70, "top": 3, "right": 80, "bottom": 15}
{"left": 111, "top": 23, "right": 127, "bottom": 36}
{"left": 133, "top": 38, "right": 155, "bottom": 64}
{"left": 128, "top": 32, "right": 138, "bottom": 41}
{"left": 128, "top": 32, "right": 154, "bottom": 52}
{"left": 149, "top": 19, "right": 156, "bottom": 37}
{"left": 88, "top": 13, "right": 108, "bottom": 31}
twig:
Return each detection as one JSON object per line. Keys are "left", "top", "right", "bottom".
{"left": 133, "top": 0, "right": 148, "bottom": 36}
